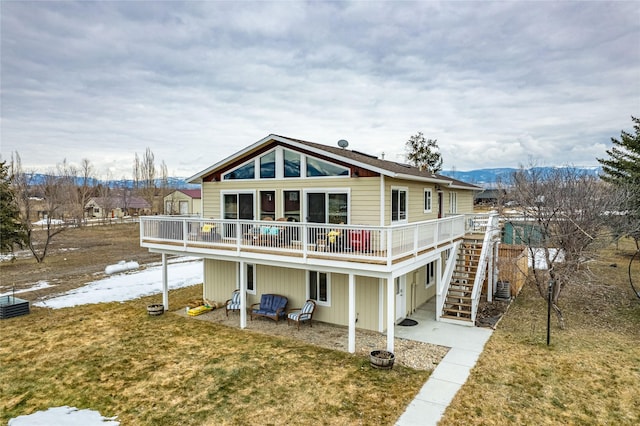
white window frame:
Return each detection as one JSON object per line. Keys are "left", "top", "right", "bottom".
{"left": 391, "top": 186, "right": 408, "bottom": 223}
{"left": 425, "top": 261, "right": 435, "bottom": 288}
{"left": 307, "top": 270, "right": 331, "bottom": 307}
{"left": 246, "top": 263, "right": 256, "bottom": 295}
{"left": 449, "top": 192, "right": 458, "bottom": 214}
{"left": 423, "top": 188, "right": 432, "bottom": 213}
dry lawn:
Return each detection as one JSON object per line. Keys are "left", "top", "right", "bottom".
{"left": 1, "top": 286, "right": 431, "bottom": 425}
{"left": 1, "top": 223, "right": 431, "bottom": 425}
{"left": 441, "top": 240, "right": 640, "bottom": 425}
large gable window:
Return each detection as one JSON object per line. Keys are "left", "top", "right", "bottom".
{"left": 223, "top": 161, "right": 255, "bottom": 180}
{"left": 260, "top": 151, "right": 275, "bottom": 179}
{"left": 284, "top": 149, "right": 301, "bottom": 178}
{"left": 306, "top": 157, "right": 349, "bottom": 177}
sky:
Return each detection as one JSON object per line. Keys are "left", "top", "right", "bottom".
{"left": 1, "top": 1, "right": 638, "bottom": 179}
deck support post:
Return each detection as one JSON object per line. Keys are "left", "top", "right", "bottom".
{"left": 348, "top": 273, "right": 356, "bottom": 353}
{"left": 162, "top": 253, "right": 168, "bottom": 311}
{"left": 239, "top": 261, "right": 247, "bottom": 329}
{"left": 386, "top": 275, "right": 395, "bottom": 353}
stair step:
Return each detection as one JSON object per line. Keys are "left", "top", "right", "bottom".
{"left": 446, "top": 294, "right": 473, "bottom": 300}
{"left": 444, "top": 305, "right": 472, "bottom": 313}
{"left": 440, "top": 314, "right": 473, "bottom": 322}
{"left": 444, "top": 301, "right": 473, "bottom": 307}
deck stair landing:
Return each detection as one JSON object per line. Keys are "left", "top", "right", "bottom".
{"left": 441, "top": 238, "right": 483, "bottom": 323}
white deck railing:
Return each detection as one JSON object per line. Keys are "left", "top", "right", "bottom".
{"left": 140, "top": 215, "right": 467, "bottom": 265}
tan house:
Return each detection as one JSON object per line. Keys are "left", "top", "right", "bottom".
{"left": 139, "top": 134, "right": 501, "bottom": 352}
{"left": 163, "top": 189, "right": 202, "bottom": 216}
{"left": 86, "top": 196, "right": 151, "bottom": 219}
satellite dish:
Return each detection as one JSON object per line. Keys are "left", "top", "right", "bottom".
{"left": 337, "top": 139, "right": 349, "bottom": 149}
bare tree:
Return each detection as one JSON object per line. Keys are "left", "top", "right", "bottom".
{"left": 133, "top": 148, "right": 157, "bottom": 214}
{"left": 77, "top": 158, "right": 96, "bottom": 225}
{"left": 507, "top": 166, "right": 612, "bottom": 328}
{"left": 11, "top": 153, "right": 69, "bottom": 263}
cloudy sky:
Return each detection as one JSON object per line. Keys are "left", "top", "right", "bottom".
{"left": 1, "top": 1, "right": 638, "bottom": 178}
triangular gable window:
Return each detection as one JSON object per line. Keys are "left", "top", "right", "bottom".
{"left": 306, "top": 157, "right": 349, "bottom": 177}
{"left": 224, "top": 161, "right": 255, "bottom": 180}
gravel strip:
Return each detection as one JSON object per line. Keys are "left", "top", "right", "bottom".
{"left": 179, "top": 307, "right": 449, "bottom": 371}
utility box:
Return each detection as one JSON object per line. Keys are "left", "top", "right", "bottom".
{"left": 0, "top": 296, "right": 30, "bottom": 319}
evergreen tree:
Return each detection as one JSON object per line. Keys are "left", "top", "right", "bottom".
{"left": 0, "top": 161, "right": 26, "bottom": 254}
{"left": 598, "top": 116, "right": 640, "bottom": 249}
{"left": 405, "top": 132, "right": 443, "bottom": 173}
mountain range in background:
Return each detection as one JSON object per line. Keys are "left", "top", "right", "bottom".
{"left": 26, "top": 167, "right": 603, "bottom": 190}
{"left": 439, "top": 166, "right": 602, "bottom": 188}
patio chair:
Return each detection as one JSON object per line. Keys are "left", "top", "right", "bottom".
{"left": 225, "top": 290, "right": 241, "bottom": 317}
{"left": 287, "top": 299, "right": 316, "bottom": 330}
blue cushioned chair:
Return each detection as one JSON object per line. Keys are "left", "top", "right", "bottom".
{"left": 250, "top": 294, "right": 288, "bottom": 322}
{"left": 225, "top": 290, "right": 241, "bottom": 317}
{"left": 287, "top": 299, "right": 316, "bottom": 330}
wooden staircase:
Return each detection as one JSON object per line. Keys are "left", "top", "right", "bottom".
{"left": 441, "top": 238, "right": 483, "bottom": 323}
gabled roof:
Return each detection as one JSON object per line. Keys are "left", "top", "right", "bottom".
{"left": 86, "top": 196, "right": 151, "bottom": 209}
{"left": 187, "top": 134, "right": 481, "bottom": 191}
{"left": 173, "top": 189, "right": 201, "bottom": 199}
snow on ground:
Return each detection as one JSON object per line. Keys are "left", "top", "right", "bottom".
{"left": 34, "top": 257, "right": 203, "bottom": 309}
{"left": 8, "top": 406, "right": 119, "bottom": 425}
{"left": 0, "top": 281, "right": 53, "bottom": 297}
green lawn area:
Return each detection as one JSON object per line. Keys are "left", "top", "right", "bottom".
{"left": 441, "top": 242, "right": 640, "bottom": 425}
{"left": 1, "top": 287, "right": 430, "bottom": 425}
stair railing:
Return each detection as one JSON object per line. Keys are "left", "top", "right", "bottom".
{"left": 470, "top": 213, "right": 501, "bottom": 323}
{"left": 436, "top": 240, "right": 461, "bottom": 321}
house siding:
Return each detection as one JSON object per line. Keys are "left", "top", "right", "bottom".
{"left": 164, "top": 191, "right": 201, "bottom": 215}
{"left": 202, "top": 177, "right": 381, "bottom": 225}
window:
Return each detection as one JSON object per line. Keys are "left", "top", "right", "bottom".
{"left": 308, "top": 270, "right": 330, "bottom": 306}
{"left": 283, "top": 190, "right": 300, "bottom": 222}
{"left": 392, "top": 188, "right": 407, "bottom": 222}
{"left": 306, "top": 157, "right": 349, "bottom": 177}
{"left": 260, "top": 191, "right": 275, "bottom": 219}
{"left": 246, "top": 263, "right": 256, "bottom": 295}
{"left": 306, "top": 191, "right": 349, "bottom": 224}
{"left": 425, "top": 261, "right": 436, "bottom": 288}
{"left": 259, "top": 151, "right": 275, "bottom": 179}
{"left": 223, "top": 160, "right": 255, "bottom": 180}
{"left": 449, "top": 192, "right": 458, "bottom": 214}
{"left": 283, "top": 149, "right": 301, "bottom": 178}
{"left": 424, "top": 189, "right": 432, "bottom": 213}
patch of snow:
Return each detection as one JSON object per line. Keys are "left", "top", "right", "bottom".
{"left": 0, "top": 281, "right": 53, "bottom": 297}
{"left": 8, "top": 406, "right": 119, "bottom": 425}
{"left": 32, "top": 219, "right": 65, "bottom": 225}
{"left": 34, "top": 258, "right": 203, "bottom": 309}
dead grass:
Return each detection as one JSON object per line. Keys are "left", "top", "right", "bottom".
{"left": 441, "top": 239, "right": 640, "bottom": 425}
{"left": 0, "top": 222, "right": 161, "bottom": 299}
{"left": 0, "top": 286, "right": 430, "bottom": 425}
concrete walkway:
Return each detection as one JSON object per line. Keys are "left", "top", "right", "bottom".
{"left": 395, "top": 300, "right": 493, "bottom": 426}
